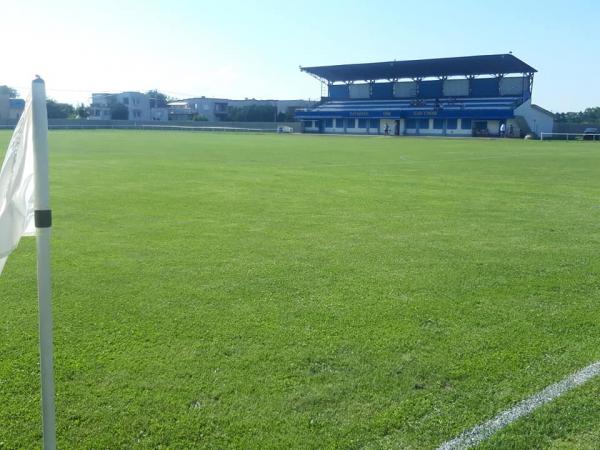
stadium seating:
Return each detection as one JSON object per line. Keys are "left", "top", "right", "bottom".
{"left": 308, "top": 96, "right": 523, "bottom": 114}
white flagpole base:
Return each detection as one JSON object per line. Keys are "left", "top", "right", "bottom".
{"left": 36, "top": 227, "right": 56, "bottom": 450}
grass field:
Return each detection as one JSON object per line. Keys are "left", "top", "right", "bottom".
{"left": 1, "top": 131, "right": 600, "bottom": 449}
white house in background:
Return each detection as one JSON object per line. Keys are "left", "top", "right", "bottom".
{"left": 89, "top": 91, "right": 168, "bottom": 121}
{"left": 89, "top": 93, "right": 112, "bottom": 120}
{"left": 0, "top": 95, "right": 25, "bottom": 120}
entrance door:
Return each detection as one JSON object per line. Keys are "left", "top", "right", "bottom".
{"left": 394, "top": 120, "right": 400, "bottom": 136}
{"left": 473, "top": 121, "right": 488, "bottom": 137}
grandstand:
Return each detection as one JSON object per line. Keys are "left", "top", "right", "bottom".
{"left": 296, "top": 54, "right": 554, "bottom": 137}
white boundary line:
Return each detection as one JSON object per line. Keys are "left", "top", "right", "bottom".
{"left": 437, "top": 360, "right": 600, "bottom": 450}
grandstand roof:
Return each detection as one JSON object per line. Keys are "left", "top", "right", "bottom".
{"left": 301, "top": 54, "right": 537, "bottom": 82}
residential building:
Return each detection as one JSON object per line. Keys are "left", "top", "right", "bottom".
{"left": 0, "top": 95, "right": 25, "bottom": 120}
{"left": 89, "top": 91, "right": 168, "bottom": 121}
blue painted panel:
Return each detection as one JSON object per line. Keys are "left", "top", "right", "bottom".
{"left": 418, "top": 80, "right": 443, "bottom": 98}
{"left": 9, "top": 99, "right": 25, "bottom": 108}
{"left": 470, "top": 78, "right": 499, "bottom": 97}
{"left": 369, "top": 119, "right": 379, "bottom": 129}
{"left": 329, "top": 84, "right": 350, "bottom": 99}
{"left": 371, "top": 82, "right": 394, "bottom": 99}
{"left": 296, "top": 108, "right": 514, "bottom": 120}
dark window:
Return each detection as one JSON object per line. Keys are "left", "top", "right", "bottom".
{"left": 447, "top": 119, "right": 458, "bottom": 129}
{"left": 419, "top": 119, "right": 429, "bottom": 129}
{"left": 461, "top": 119, "right": 472, "bottom": 129}
{"left": 433, "top": 119, "right": 444, "bottom": 129}
{"left": 325, "top": 119, "right": 333, "bottom": 128}
{"left": 304, "top": 121, "right": 313, "bottom": 128}
{"left": 406, "top": 119, "right": 417, "bottom": 128}
{"left": 358, "top": 119, "right": 367, "bottom": 128}
{"left": 369, "top": 119, "right": 379, "bottom": 129}
{"left": 336, "top": 119, "right": 344, "bottom": 128}
{"left": 347, "top": 119, "right": 355, "bottom": 128}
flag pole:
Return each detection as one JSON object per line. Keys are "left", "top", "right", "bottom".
{"left": 31, "top": 77, "right": 56, "bottom": 450}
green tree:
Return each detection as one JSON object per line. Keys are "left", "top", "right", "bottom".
{"left": 0, "top": 85, "right": 18, "bottom": 98}
{"left": 110, "top": 102, "right": 129, "bottom": 120}
{"left": 555, "top": 107, "right": 600, "bottom": 123}
{"left": 46, "top": 99, "right": 75, "bottom": 119}
{"left": 146, "top": 90, "right": 170, "bottom": 108}
{"left": 75, "top": 104, "right": 89, "bottom": 119}
{"left": 226, "top": 104, "right": 277, "bottom": 122}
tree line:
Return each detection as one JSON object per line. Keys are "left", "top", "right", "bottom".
{"left": 554, "top": 107, "right": 600, "bottom": 123}
{"left": 225, "top": 104, "right": 294, "bottom": 122}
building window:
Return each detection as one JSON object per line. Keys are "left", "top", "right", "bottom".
{"left": 419, "top": 119, "right": 429, "bottom": 129}
{"left": 358, "top": 119, "right": 367, "bottom": 128}
{"left": 346, "top": 119, "right": 355, "bottom": 128}
{"left": 433, "top": 119, "right": 444, "bottom": 129}
{"left": 133, "top": 110, "right": 141, "bottom": 118}
{"left": 304, "top": 121, "right": 313, "bottom": 128}
{"left": 406, "top": 119, "right": 417, "bottom": 129}
{"left": 325, "top": 119, "right": 333, "bottom": 128}
{"left": 461, "top": 119, "right": 472, "bottom": 129}
{"left": 123, "top": 98, "right": 129, "bottom": 105}
{"left": 369, "top": 119, "right": 379, "bottom": 129}
{"left": 447, "top": 119, "right": 458, "bottom": 129}
{"left": 335, "top": 119, "right": 344, "bottom": 128}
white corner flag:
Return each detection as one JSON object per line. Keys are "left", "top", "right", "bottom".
{"left": 0, "top": 93, "right": 35, "bottom": 274}
{"left": 0, "top": 78, "right": 56, "bottom": 450}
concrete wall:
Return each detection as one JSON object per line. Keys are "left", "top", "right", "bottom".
{"left": 0, "top": 119, "right": 302, "bottom": 132}
{"left": 514, "top": 99, "right": 554, "bottom": 136}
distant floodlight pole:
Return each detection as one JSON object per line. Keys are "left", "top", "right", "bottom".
{"left": 32, "top": 76, "right": 56, "bottom": 450}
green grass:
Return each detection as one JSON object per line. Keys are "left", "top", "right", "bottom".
{"left": 1, "top": 131, "right": 599, "bottom": 449}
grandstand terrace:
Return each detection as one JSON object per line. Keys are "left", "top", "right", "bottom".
{"left": 296, "top": 54, "right": 554, "bottom": 137}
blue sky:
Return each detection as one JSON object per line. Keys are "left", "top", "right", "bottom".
{"left": 3, "top": 0, "right": 599, "bottom": 111}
